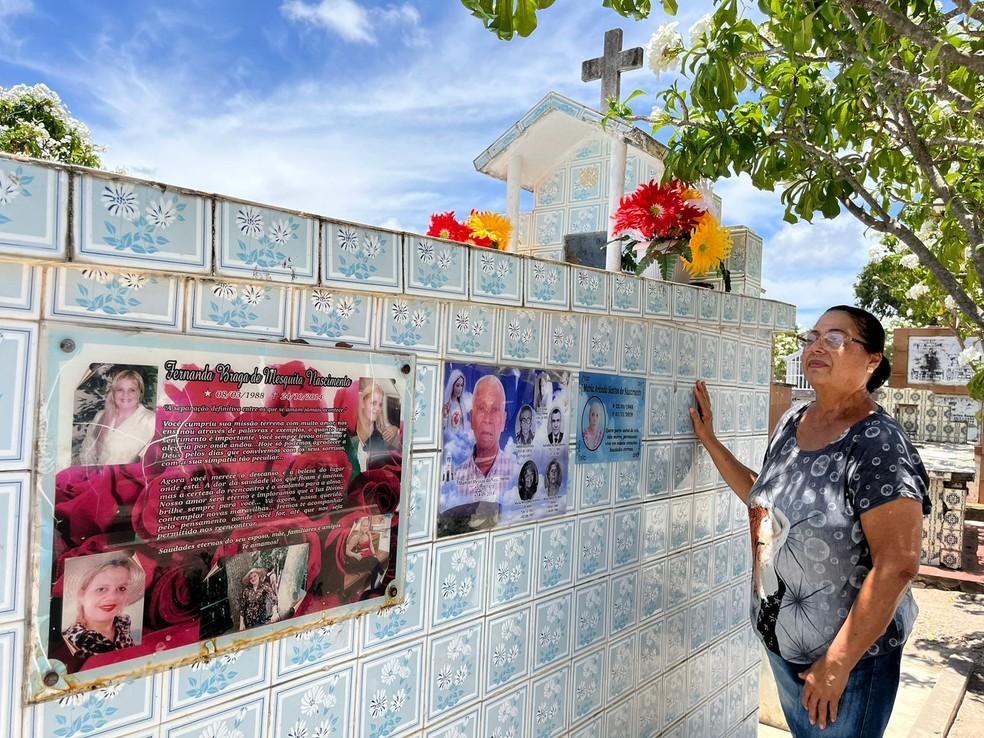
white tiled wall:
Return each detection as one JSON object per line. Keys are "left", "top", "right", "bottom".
{"left": 0, "top": 154, "right": 795, "bottom": 738}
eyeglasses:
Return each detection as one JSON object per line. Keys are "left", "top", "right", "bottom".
{"left": 797, "top": 330, "right": 867, "bottom": 351}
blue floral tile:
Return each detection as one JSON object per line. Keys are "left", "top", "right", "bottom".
{"left": 640, "top": 559, "right": 666, "bottom": 622}
{"left": 324, "top": 221, "right": 402, "bottom": 292}
{"left": 636, "top": 673, "right": 662, "bottom": 736}
{"left": 731, "top": 533, "right": 751, "bottom": 580}
{"left": 294, "top": 288, "right": 373, "bottom": 346}
{"left": 484, "top": 606, "right": 531, "bottom": 696}
{"left": 531, "top": 246, "right": 562, "bottom": 261}
{"left": 720, "top": 337, "right": 738, "bottom": 383}
{"left": 672, "top": 441, "right": 695, "bottom": 495}
{"left": 0, "top": 473, "right": 27, "bottom": 621}
{"left": 728, "top": 679, "right": 745, "bottom": 729}
{"left": 75, "top": 175, "right": 210, "bottom": 272}
{"left": 664, "top": 611, "right": 689, "bottom": 671}
{"left": 646, "top": 382, "right": 672, "bottom": 438}
{"left": 675, "top": 328, "right": 699, "bottom": 378}
{"left": 535, "top": 519, "right": 575, "bottom": 594}
{"left": 0, "top": 262, "right": 40, "bottom": 318}
{"left": 534, "top": 209, "right": 565, "bottom": 246}
{"left": 570, "top": 162, "right": 602, "bottom": 201}
{"left": 0, "top": 159, "right": 67, "bottom": 257}
{"left": 573, "top": 580, "right": 608, "bottom": 653}
{"left": 584, "top": 315, "right": 618, "bottom": 370}
{"left": 530, "top": 665, "right": 569, "bottom": 738}
{"left": 406, "top": 235, "right": 468, "bottom": 298}
{"left": 609, "top": 569, "right": 639, "bottom": 635}
{"left": 217, "top": 200, "right": 317, "bottom": 283}
{"left": 48, "top": 267, "right": 183, "bottom": 330}
{"left": 0, "top": 320, "right": 36, "bottom": 471}
{"left": 407, "top": 455, "right": 436, "bottom": 542}
{"left": 754, "top": 392, "right": 769, "bottom": 433}
{"left": 411, "top": 360, "right": 440, "bottom": 449}
{"left": 709, "top": 689, "right": 728, "bottom": 738}
{"left": 740, "top": 295, "right": 759, "bottom": 325}
{"left": 607, "top": 632, "right": 638, "bottom": 702}
{"left": 644, "top": 442, "right": 670, "bottom": 498}
{"left": 671, "top": 284, "right": 698, "bottom": 320}
{"left": 708, "top": 639, "right": 728, "bottom": 688}
{"left": 710, "top": 589, "right": 731, "bottom": 642}
{"left": 672, "top": 384, "right": 696, "bottom": 438}
{"left": 755, "top": 345, "right": 772, "bottom": 386}
{"left": 624, "top": 155, "right": 640, "bottom": 191}
{"left": 666, "top": 552, "right": 691, "bottom": 611}
{"left": 669, "top": 497, "right": 692, "bottom": 552}
{"left": 532, "top": 590, "right": 572, "bottom": 672}
{"left": 567, "top": 204, "right": 601, "bottom": 235}
{"left": 482, "top": 683, "right": 528, "bottom": 738}
{"left": 619, "top": 320, "right": 648, "bottom": 375}
{"left": 572, "top": 267, "right": 608, "bottom": 313}
{"left": 698, "top": 287, "right": 721, "bottom": 324}
{"left": 610, "top": 274, "right": 642, "bottom": 315}
{"left": 649, "top": 323, "right": 673, "bottom": 377}
{"left": 717, "top": 388, "right": 736, "bottom": 433}
{"left": 715, "top": 491, "right": 733, "bottom": 539}
{"left": 728, "top": 631, "right": 746, "bottom": 681}
{"left": 446, "top": 303, "right": 497, "bottom": 360}
{"left": 536, "top": 169, "right": 565, "bottom": 207}
{"left": 737, "top": 392, "right": 753, "bottom": 433}
{"left": 358, "top": 644, "right": 424, "bottom": 738}
{"left": 690, "top": 545, "right": 712, "bottom": 598}
{"left": 526, "top": 259, "right": 570, "bottom": 309}
{"left": 576, "top": 511, "right": 610, "bottom": 582}
{"left": 275, "top": 620, "right": 356, "bottom": 680}
{"left": 488, "top": 527, "right": 534, "bottom": 610}
{"left": 577, "top": 462, "right": 612, "bottom": 510}
{"left": 574, "top": 139, "right": 603, "bottom": 160}
{"left": 614, "top": 459, "right": 642, "bottom": 504}
{"left": 699, "top": 333, "right": 720, "bottom": 381}
{"left": 645, "top": 280, "right": 671, "bottom": 317}
{"left": 32, "top": 674, "right": 161, "bottom": 738}
{"left": 470, "top": 249, "right": 522, "bottom": 305}
{"left": 546, "top": 313, "right": 582, "bottom": 367}
{"left": 425, "top": 708, "right": 479, "bottom": 738}
{"left": 611, "top": 507, "right": 641, "bottom": 571}
{"left": 189, "top": 279, "right": 289, "bottom": 338}
{"left": 571, "top": 715, "right": 604, "bottom": 738}
{"left": 604, "top": 697, "right": 635, "bottom": 737}
{"left": 271, "top": 665, "right": 354, "bottom": 738}
{"left": 721, "top": 292, "right": 741, "bottom": 325}
{"left": 694, "top": 492, "right": 715, "bottom": 544}
{"left": 571, "top": 647, "right": 605, "bottom": 725}
{"left": 776, "top": 302, "right": 797, "bottom": 330}
{"left": 380, "top": 297, "right": 442, "bottom": 354}
{"left": 0, "top": 625, "right": 22, "bottom": 738}
{"left": 759, "top": 299, "right": 776, "bottom": 328}
{"left": 432, "top": 536, "right": 487, "bottom": 628}
{"left": 164, "top": 644, "right": 270, "bottom": 718}
{"left": 500, "top": 308, "right": 544, "bottom": 365}
{"left": 362, "top": 546, "right": 429, "bottom": 652}
{"left": 427, "top": 621, "right": 483, "bottom": 721}
{"left": 162, "top": 694, "right": 266, "bottom": 738}
{"left": 642, "top": 501, "right": 669, "bottom": 561}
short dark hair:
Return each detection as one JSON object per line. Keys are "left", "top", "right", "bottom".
{"left": 825, "top": 305, "right": 891, "bottom": 392}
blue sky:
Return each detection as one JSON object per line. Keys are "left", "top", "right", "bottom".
{"left": 0, "top": 0, "right": 875, "bottom": 328}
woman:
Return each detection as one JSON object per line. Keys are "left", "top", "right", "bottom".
{"left": 517, "top": 460, "right": 538, "bottom": 501}
{"left": 442, "top": 370, "right": 467, "bottom": 432}
{"left": 355, "top": 381, "right": 400, "bottom": 471}
{"left": 544, "top": 459, "right": 562, "bottom": 497}
{"left": 581, "top": 399, "right": 605, "bottom": 451}
{"left": 62, "top": 555, "right": 145, "bottom": 658}
{"left": 79, "top": 369, "right": 156, "bottom": 465}
{"left": 690, "top": 306, "right": 928, "bottom": 737}
{"left": 239, "top": 566, "right": 279, "bottom": 630}
{"left": 344, "top": 516, "right": 384, "bottom": 591}
{"left": 515, "top": 405, "right": 534, "bottom": 445}
{"left": 534, "top": 372, "right": 553, "bottom": 413}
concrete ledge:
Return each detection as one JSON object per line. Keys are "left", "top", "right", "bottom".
{"left": 907, "top": 654, "right": 974, "bottom": 738}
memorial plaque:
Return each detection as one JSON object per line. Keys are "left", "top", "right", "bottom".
{"left": 29, "top": 324, "right": 413, "bottom": 700}
{"left": 563, "top": 231, "right": 608, "bottom": 268}
{"left": 576, "top": 372, "right": 646, "bottom": 464}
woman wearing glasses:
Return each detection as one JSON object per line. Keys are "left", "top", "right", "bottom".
{"left": 691, "top": 305, "right": 928, "bottom": 738}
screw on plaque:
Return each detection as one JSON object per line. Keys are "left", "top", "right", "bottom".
{"left": 59, "top": 338, "right": 76, "bottom": 353}
{"left": 400, "top": 364, "right": 411, "bottom": 375}
{"left": 43, "top": 670, "right": 59, "bottom": 686}
{"left": 387, "top": 585, "right": 399, "bottom": 598}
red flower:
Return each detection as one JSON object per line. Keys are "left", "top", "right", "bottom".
{"left": 426, "top": 211, "right": 471, "bottom": 243}
{"left": 612, "top": 180, "right": 702, "bottom": 240}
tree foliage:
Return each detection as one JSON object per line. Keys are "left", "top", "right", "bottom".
{"left": 0, "top": 84, "right": 101, "bottom": 167}
{"left": 772, "top": 330, "right": 801, "bottom": 382}
{"left": 460, "top": 0, "right": 678, "bottom": 39}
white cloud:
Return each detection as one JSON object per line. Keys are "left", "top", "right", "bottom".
{"left": 0, "top": 0, "right": 31, "bottom": 17}
{"left": 280, "top": 0, "right": 423, "bottom": 45}
{"left": 714, "top": 173, "right": 783, "bottom": 230}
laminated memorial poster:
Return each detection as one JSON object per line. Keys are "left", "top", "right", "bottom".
{"left": 437, "top": 363, "right": 571, "bottom": 537}
{"left": 29, "top": 325, "right": 413, "bottom": 700}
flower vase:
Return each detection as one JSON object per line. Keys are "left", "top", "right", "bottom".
{"left": 641, "top": 250, "right": 691, "bottom": 284}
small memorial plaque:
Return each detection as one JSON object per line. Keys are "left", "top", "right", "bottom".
{"left": 563, "top": 231, "right": 607, "bottom": 269}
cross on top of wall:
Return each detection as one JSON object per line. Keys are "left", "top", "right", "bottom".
{"left": 581, "top": 28, "right": 644, "bottom": 112}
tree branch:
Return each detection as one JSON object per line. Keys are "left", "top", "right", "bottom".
{"left": 953, "top": 0, "right": 984, "bottom": 25}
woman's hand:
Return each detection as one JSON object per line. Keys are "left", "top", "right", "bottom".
{"left": 689, "top": 381, "right": 716, "bottom": 446}
{"left": 799, "top": 656, "right": 851, "bottom": 730}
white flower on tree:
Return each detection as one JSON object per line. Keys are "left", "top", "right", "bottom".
{"left": 899, "top": 253, "right": 920, "bottom": 269}
{"left": 689, "top": 13, "right": 713, "bottom": 46}
{"left": 905, "top": 282, "right": 930, "bottom": 300}
{"left": 645, "top": 22, "right": 683, "bottom": 77}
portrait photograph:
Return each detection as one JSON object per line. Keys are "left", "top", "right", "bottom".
{"left": 223, "top": 543, "right": 311, "bottom": 633}
{"left": 71, "top": 363, "right": 159, "bottom": 467}
{"left": 351, "top": 376, "right": 402, "bottom": 473}
{"left": 581, "top": 396, "right": 607, "bottom": 452}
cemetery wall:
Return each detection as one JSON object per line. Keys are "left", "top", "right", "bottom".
{"left": 0, "top": 153, "right": 796, "bottom": 738}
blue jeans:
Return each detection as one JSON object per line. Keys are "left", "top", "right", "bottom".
{"left": 767, "top": 648, "right": 902, "bottom": 737}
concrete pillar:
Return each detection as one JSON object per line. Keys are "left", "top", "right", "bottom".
{"left": 506, "top": 155, "right": 522, "bottom": 252}
{"left": 606, "top": 135, "right": 627, "bottom": 272}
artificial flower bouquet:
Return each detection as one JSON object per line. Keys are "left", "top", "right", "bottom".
{"left": 426, "top": 210, "right": 512, "bottom": 250}
{"left": 611, "top": 179, "right": 732, "bottom": 287}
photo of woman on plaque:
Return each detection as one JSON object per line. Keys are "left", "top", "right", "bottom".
{"left": 223, "top": 544, "right": 309, "bottom": 633}
{"left": 545, "top": 459, "right": 563, "bottom": 498}
{"left": 73, "top": 365, "right": 158, "bottom": 466}
{"left": 61, "top": 552, "right": 146, "bottom": 661}
{"left": 518, "top": 460, "right": 539, "bottom": 501}
{"left": 581, "top": 397, "right": 606, "bottom": 452}
{"left": 442, "top": 368, "right": 468, "bottom": 432}
{"left": 515, "top": 404, "right": 535, "bottom": 446}
{"left": 534, "top": 371, "right": 553, "bottom": 414}
{"left": 355, "top": 379, "right": 401, "bottom": 471}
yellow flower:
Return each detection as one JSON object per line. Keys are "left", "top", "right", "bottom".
{"left": 467, "top": 211, "right": 512, "bottom": 250}
{"left": 681, "top": 212, "right": 732, "bottom": 276}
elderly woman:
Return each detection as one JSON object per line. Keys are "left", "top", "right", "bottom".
{"left": 581, "top": 399, "right": 605, "bottom": 451}
{"left": 79, "top": 369, "right": 156, "bottom": 465}
{"left": 62, "top": 555, "right": 145, "bottom": 658}
{"left": 690, "top": 305, "right": 928, "bottom": 737}
{"left": 239, "top": 566, "right": 279, "bottom": 630}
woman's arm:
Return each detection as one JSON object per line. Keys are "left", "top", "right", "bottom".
{"left": 344, "top": 531, "right": 362, "bottom": 559}
{"left": 798, "top": 497, "right": 923, "bottom": 729}
{"left": 690, "top": 381, "right": 758, "bottom": 502}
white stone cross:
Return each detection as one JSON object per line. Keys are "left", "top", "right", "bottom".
{"left": 581, "top": 28, "right": 644, "bottom": 112}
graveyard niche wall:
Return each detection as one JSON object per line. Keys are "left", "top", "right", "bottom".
{"left": 0, "top": 152, "right": 795, "bottom": 738}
